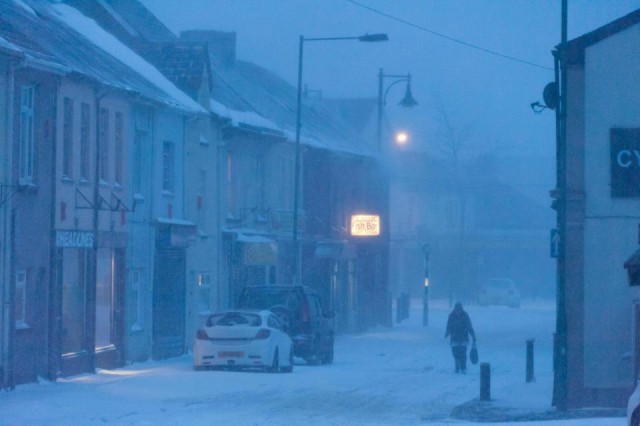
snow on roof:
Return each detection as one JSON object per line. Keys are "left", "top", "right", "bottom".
{"left": 236, "top": 233, "right": 274, "bottom": 244}
{"left": 210, "top": 59, "right": 376, "bottom": 157}
{"left": 0, "top": 34, "right": 23, "bottom": 55}
{"left": 155, "top": 217, "right": 196, "bottom": 227}
{"left": 50, "top": 3, "right": 205, "bottom": 114}
{"left": 11, "top": 0, "right": 35, "bottom": 16}
{"left": 210, "top": 98, "right": 281, "bottom": 131}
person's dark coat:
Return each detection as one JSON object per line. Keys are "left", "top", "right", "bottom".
{"left": 445, "top": 303, "right": 476, "bottom": 345}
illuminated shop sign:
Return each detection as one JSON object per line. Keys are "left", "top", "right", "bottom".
{"left": 55, "top": 230, "right": 95, "bottom": 248}
{"left": 350, "top": 214, "right": 380, "bottom": 236}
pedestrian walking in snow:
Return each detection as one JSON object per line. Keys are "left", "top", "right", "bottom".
{"left": 445, "top": 302, "right": 476, "bottom": 373}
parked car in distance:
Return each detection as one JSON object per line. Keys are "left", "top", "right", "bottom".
{"left": 478, "top": 278, "right": 521, "bottom": 308}
{"left": 236, "top": 285, "right": 334, "bottom": 365}
{"left": 628, "top": 379, "right": 640, "bottom": 426}
{"left": 193, "top": 309, "right": 293, "bottom": 372}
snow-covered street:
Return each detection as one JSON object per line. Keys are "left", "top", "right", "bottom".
{"left": 0, "top": 299, "right": 625, "bottom": 425}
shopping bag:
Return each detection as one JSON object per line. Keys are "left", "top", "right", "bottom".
{"left": 470, "top": 342, "right": 479, "bottom": 365}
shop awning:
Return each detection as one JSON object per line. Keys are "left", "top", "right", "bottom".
{"left": 155, "top": 217, "right": 197, "bottom": 247}
{"left": 237, "top": 233, "right": 277, "bottom": 265}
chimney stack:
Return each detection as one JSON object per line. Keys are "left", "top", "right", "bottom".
{"left": 181, "top": 30, "right": 236, "bottom": 66}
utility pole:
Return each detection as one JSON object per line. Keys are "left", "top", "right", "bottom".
{"left": 552, "top": 0, "right": 568, "bottom": 411}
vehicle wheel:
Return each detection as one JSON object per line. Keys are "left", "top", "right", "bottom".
{"left": 322, "top": 338, "right": 334, "bottom": 364}
{"left": 269, "top": 348, "right": 280, "bottom": 373}
{"left": 632, "top": 407, "right": 640, "bottom": 426}
{"left": 306, "top": 338, "right": 322, "bottom": 366}
{"left": 281, "top": 348, "right": 294, "bottom": 373}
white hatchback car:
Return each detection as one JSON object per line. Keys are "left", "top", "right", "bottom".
{"left": 194, "top": 310, "right": 294, "bottom": 372}
{"left": 478, "top": 278, "right": 521, "bottom": 308}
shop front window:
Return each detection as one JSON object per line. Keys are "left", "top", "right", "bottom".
{"left": 197, "top": 272, "right": 212, "bottom": 314}
{"left": 61, "top": 249, "right": 87, "bottom": 354}
{"left": 95, "top": 248, "right": 114, "bottom": 349}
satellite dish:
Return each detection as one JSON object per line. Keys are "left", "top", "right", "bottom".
{"left": 542, "top": 82, "right": 558, "bottom": 110}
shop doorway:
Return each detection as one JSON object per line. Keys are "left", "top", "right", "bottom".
{"left": 152, "top": 246, "right": 186, "bottom": 359}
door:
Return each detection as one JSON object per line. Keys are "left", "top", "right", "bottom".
{"left": 152, "top": 246, "right": 186, "bottom": 359}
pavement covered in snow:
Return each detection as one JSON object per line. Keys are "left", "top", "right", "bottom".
{"left": 0, "top": 299, "right": 626, "bottom": 425}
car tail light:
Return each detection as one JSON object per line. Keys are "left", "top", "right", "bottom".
{"left": 255, "top": 328, "right": 271, "bottom": 340}
{"left": 196, "top": 329, "right": 209, "bottom": 340}
{"left": 301, "top": 303, "right": 310, "bottom": 322}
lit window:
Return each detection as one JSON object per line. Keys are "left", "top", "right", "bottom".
{"left": 95, "top": 248, "right": 114, "bottom": 349}
{"left": 19, "top": 86, "right": 35, "bottom": 185}
{"left": 15, "top": 270, "right": 27, "bottom": 327}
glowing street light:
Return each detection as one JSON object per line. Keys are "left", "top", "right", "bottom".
{"left": 395, "top": 131, "right": 409, "bottom": 146}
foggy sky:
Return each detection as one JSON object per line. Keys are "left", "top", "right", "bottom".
{"left": 142, "top": 0, "right": 640, "bottom": 201}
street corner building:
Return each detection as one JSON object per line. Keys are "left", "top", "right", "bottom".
{"left": 560, "top": 8, "right": 640, "bottom": 408}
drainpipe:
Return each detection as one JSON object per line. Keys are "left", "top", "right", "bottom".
{"left": 1, "top": 59, "right": 16, "bottom": 389}
{"left": 47, "top": 76, "right": 60, "bottom": 381}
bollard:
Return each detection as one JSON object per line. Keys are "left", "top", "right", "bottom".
{"left": 526, "top": 339, "right": 535, "bottom": 383}
{"left": 403, "top": 293, "right": 410, "bottom": 321}
{"left": 396, "top": 296, "right": 403, "bottom": 323}
{"left": 480, "top": 362, "right": 491, "bottom": 401}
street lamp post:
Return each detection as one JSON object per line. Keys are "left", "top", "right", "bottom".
{"left": 375, "top": 69, "right": 418, "bottom": 326}
{"left": 376, "top": 69, "right": 418, "bottom": 151}
{"left": 291, "top": 33, "right": 388, "bottom": 285}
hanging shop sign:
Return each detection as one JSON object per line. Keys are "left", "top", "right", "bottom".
{"left": 55, "top": 230, "right": 95, "bottom": 248}
{"left": 350, "top": 214, "right": 380, "bottom": 237}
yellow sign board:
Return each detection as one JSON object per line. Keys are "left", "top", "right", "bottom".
{"left": 351, "top": 214, "right": 380, "bottom": 236}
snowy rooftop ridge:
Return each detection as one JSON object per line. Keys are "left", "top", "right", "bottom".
{"left": 0, "top": 34, "right": 24, "bottom": 55}
{"left": 12, "top": 0, "right": 35, "bottom": 16}
{"left": 50, "top": 3, "right": 206, "bottom": 115}
{"left": 210, "top": 98, "right": 282, "bottom": 132}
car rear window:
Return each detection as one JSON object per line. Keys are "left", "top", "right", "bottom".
{"left": 239, "top": 288, "right": 301, "bottom": 310}
{"left": 206, "top": 313, "right": 262, "bottom": 327}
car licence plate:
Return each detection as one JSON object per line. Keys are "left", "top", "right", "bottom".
{"left": 219, "top": 351, "right": 244, "bottom": 358}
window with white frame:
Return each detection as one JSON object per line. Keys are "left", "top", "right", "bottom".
{"left": 162, "top": 141, "right": 175, "bottom": 193}
{"left": 15, "top": 270, "right": 27, "bottom": 327}
{"left": 62, "top": 97, "right": 74, "bottom": 178}
{"left": 80, "top": 103, "right": 91, "bottom": 181}
{"left": 133, "top": 109, "right": 150, "bottom": 195}
{"left": 99, "top": 107, "right": 109, "bottom": 182}
{"left": 19, "top": 86, "right": 35, "bottom": 185}
{"left": 197, "top": 272, "right": 212, "bottom": 314}
{"left": 115, "top": 112, "right": 124, "bottom": 185}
